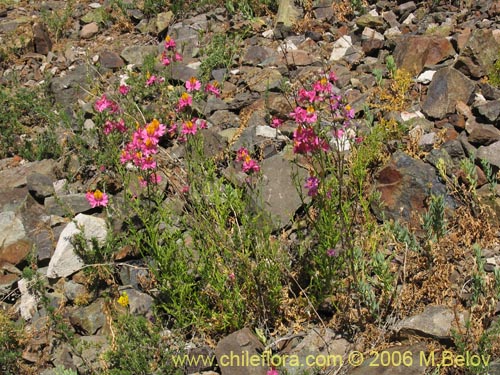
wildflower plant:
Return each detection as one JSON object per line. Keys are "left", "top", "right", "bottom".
{"left": 286, "top": 70, "right": 394, "bottom": 321}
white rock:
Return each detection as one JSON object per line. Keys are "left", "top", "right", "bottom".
{"left": 0, "top": 211, "right": 26, "bottom": 248}
{"left": 47, "top": 214, "right": 108, "bottom": 279}
{"left": 89, "top": 2, "right": 101, "bottom": 8}
{"left": 262, "top": 29, "right": 274, "bottom": 38}
{"left": 401, "top": 111, "right": 424, "bottom": 122}
{"left": 384, "top": 26, "right": 402, "bottom": 38}
{"left": 278, "top": 40, "right": 298, "bottom": 53}
{"left": 18, "top": 279, "right": 38, "bottom": 321}
{"left": 368, "top": 9, "right": 379, "bottom": 16}
{"left": 362, "top": 27, "right": 384, "bottom": 41}
{"left": 256, "top": 125, "right": 277, "bottom": 138}
{"left": 416, "top": 70, "right": 436, "bottom": 84}
{"left": 402, "top": 13, "right": 416, "bottom": 25}
{"left": 329, "top": 35, "right": 353, "bottom": 61}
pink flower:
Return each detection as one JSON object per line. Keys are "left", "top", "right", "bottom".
{"left": 185, "top": 77, "right": 201, "bottom": 92}
{"left": 327, "top": 248, "right": 337, "bottom": 257}
{"left": 146, "top": 74, "right": 157, "bottom": 86}
{"left": 289, "top": 106, "right": 307, "bottom": 123}
{"left": 181, "top": 120, "right": 197, "bottom": 135}
{"left": 160, "top": 52, "right": 171, "bottom": 66}
{"left": 329, "top": 71, "right": 338, "bottom": 82}
{"left": 228, "top": 272, "right": 235, "bottom": 281}
{"left": 267, "top": 369, "right": 278, "bottom": 375}
{"left": 94, "top": 94, "right": 112, "bottom": 112}
{"left": 236, "top": 147, "right": 250, "bottom": 162}
{"left": 181, "top": 185, "right": 190, "bottom": 194}
{"left": 298, "top": 88, "right": 318, "bottom": 103}
{"left": 242, "top": 159, "right": 260, "bottom": 173}
{"left": 138, "top": 176, "right": 148, "bottom": 188}
{"left": 195, "top": 118, "right": 208, "bottom": 129}
{"left": 119, "top": 85, "right": 130, "bottom": 95}
{"left": 177, "top": 92, "right": 192, "bottom": 110}
{"left": 205, "top": 82, "right": 220, "bottom": 97}
{"left": 140, "top": 156, "right": 156, "bottom": 170}
{"left": 173, "top": 52, "right": 183, "bottom": 62}
{"left": 149, "top": 173, "right": 162, "bottom": 184}
{"left": 86, "top": 190, "right": 108, "bottom": 208}
{"left": 270, "top": 117, "right": 283, "bottom": 128}
{"left": 143, "top": 119, "right": 166, "bottom": 139}
{"left": 304, "top": 176, "right": 319, "bottom": 197}
{"left": 312, "top": 77, "right": 332, "bottom": 94}
{"left": 164, "top": 35, "right": 176, "bottom": 50}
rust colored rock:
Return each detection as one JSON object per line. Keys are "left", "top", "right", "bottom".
{"left": 394, "top": 36, "right": 456, "bottom": 75}
{"left": 0, "top": 239, "right": 31, "bottom": 266}
{"left": 99, "top": 50, "right": 125, "bottom": 69}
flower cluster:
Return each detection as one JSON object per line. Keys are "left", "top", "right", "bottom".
{"left": 120, "top": 118, "right": 165, "bottom": 175}
{"left": 236, "top": 147, "right": 260, "bottom": 174}
{"left": 94, "top": 94, "right": 120, "bottom": 114}
{"left": 160, "top": 35, "right": 182, "bottom": 66}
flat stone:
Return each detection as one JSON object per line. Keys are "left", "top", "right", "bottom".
{"left": 394, "top": 305, "right": 465, "bottom": 340}
{"left": 0, "top": 239, "right": 31, "bottom": 266}
{"left": 243, "top": 45, "right": 275, "bottom": 66}
{"left": 0, "top": 159, "right": 55, "bottom": 190}
{"left": 156, "top": 11, "right": 173, "bottom": 34}
{"left": 476, "top": 100, "right": 500, "bottom": 123}
{"left": 246, "top": 68, "right": 282, "bottom": 92}
{"left": 47, "top": 214, "right": 108, "bottom": 278}
{"left": 393, "top": 36, "right": 455, "bottom": 76}
{"left": 44, "top": 193, "right": 92, "bottom": 217}
{"left": 477, "top": 141, "right": 500, "bottom": 170}
{"left": 329, "top": 35, "right": 353, "bottom": 61}
{"left": 422, "top": 67, "right": 475, "bottom": 119}
{"left": 80, "top": 22, "right": 99, "bottom": 39}
{"left": 373, "top": 151, "right": 452, "bottom": 225}
{"left": 455, "top": 29, "right": 500, "bottom": 79}
{"left": 99, "top": 50, "right": 124, "bottom": 69}
{"left": 69, "top": 298, "right": 106, "bottom": 334}
{"left": 26, "top": 172, "right": 54, "bottom": 201}
{"left": 356, "top": 14, "right": 385, "bottom": 28}
{"left": 467, "top": 123, "right": 500, "bottom": 146}
{"left": 120, "top": 45, "right": 157, "bottom": 66}
{"left": 125, "top": 288, "right": 154, "bottom": 316}
{"left": 0, "top": 211, "right": 26, "bottom": 249}
{"left": 259, "top": 154, "right": 308, "bottom": 228}
{"left": 50, "top": 64, "right": 96, "bottom": 108}
{"left": 215, "top": 327, "right": 267, "bottom": 375}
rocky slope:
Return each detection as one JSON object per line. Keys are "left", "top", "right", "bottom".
{"left": 1, "top": 0, "right": 500, "bottom": 374}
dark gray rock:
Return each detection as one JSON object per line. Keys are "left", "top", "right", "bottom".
{"left": 26, "top": 172, "right": 54, "bottom": 202}
{"left": 422, "top": 67, "right": 475, "bottom": 119}
{"left": 475, "top": 100, "right": 500, "bottom": 123}
{"left": 69, "top": 298, "right": 107, "bottom": 335}
{"left": 120, "top": 45, "right": 157, "bottom": 66}
{"left": 45, "top": 193, "right": 93, "bottom": 217}
{"left": 32, "top": 22, "right": 52, "bottom": 55}
{"left": 50, "top": 65, "right": 96, "bottom": 108}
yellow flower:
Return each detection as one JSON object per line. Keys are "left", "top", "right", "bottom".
{"left": 117, "top": 291, "right": 129, "bottom": 307}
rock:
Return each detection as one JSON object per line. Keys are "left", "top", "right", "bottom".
{"left": 476, "top": 100, "right": 500, "bottom": 123}
{"left": 258, "top": 154, "right": 308, "bottom": 228}
{"left": 215, "top": 327, "right": 267, "bottom": 375}
{"left": 72, "top": 335, "right": 108, "bottom": 374}
{"left": 329, "top": 35, "right": 353, "bottom": 61}
{"left": 0, "top": 159, "right": 55, "bottom": 190}
{"left": 466, "top": 123, "right": 500, "bottom": 146}
{"left": 0, "top": 211, "right": 26, "bottom": 249}
{"left": 243, "top": 45, "right": 275, "bottom": 66}
{"left": 455, "top": 29, "right": 500, "bottom": 79}
{"left": 283, "top": 329, "right": 349, "bottom": 375}
{"left": 477, "top": 141, "right": 500, "bottom": 170}
{"left": 0, "top": 239, "right": 31, "bottom": 266}
{"left": 47, "top": 214, "right": 108, "bottom": 279}
{"left": 422, "top": 67, "right": 475, "bottom": 119}
{"left": 356, "top": 14, "right": 385, "bottom": 29}
{"left": 373, "top": 151, "right": 451, "bottom": 225}
{"left": 99, "top": 50, "right": 124, "bottom": 69}
{"left": 32, "top": 22, "right": 52, "bottom": 55}
{"left": 62, "top": 280, "right": 88, "bottom": 302}
{"left": 18, "top": 278, "right": 38, "bottom": 320}
{"left": 276, "top": 0, "right": 301, "bottom": 28}
{"left": 45, "top": 193, "right": 93, "bottom": 216}
{"left": 80, "top": 22, "right": 99, "bottom": 39}
{"left": 0, "top": 273, "right": 19, "bottom": 298}
{"left": 124, "top": 288, "right": 154, "bottom": 316}
{"left": 347, "top": 344, "right": 427, "bottom": 375}
{"left": 393, "top": 36, "right": 455, "bottom": 76}
{"left": 50, "top": 64, "right": 96, "bottom": 108}
{"left": 26, "top": 172, "right": 54, "bottom": 202}
{"left": 394, "top": 305, "right": 465, "bottom": 341}
{"left": 120, "top": 45, "right": 157, "bottom": 66}
{"left": 416, "top": 70, "right": 436, "bottom": 84}
{"left": 209, "top": 110, "right": 239, "bottom": 129}
{"left": 156, "top": 11, "right": 174, "bottom": 34}
{"left": 245, "top": 67, "right": 282, "bottom": 92}
{"left": 69, "top": 298, "right": 106, "bottom": 334}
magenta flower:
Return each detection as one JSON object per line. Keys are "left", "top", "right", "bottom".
{"left": 149, "top": 173, "right": 162, "bottom": 184}
{"left": 181, "top": 120, "right": 197, "bottom": 135}
{"left": 205, "top": 82, "right": 220, "bottom": 97}
{"left": 177, "top": 92, "right": 192, "bottom": 110}
{"left": 304, "top": 176, "right": 319, "bottom": 197}
{"left": 267, "top": 369, "right": 278, "bottom": 375}
{"left": 164, "top": 35, "right": 176, "bottom": 50}
{"left": 94, "top": 94, "right": 112, "bottom": 112}
{"left": 173, "top": 52, "right": 183, "bottom": 62}
{"left": 185, "top": 77, "right": 201, "bottom": 92}
{"left": 289, "top": 106, "right": 307, "bottom": 123}
{"left": 242, "top": 159, "right": 260, "bottom": 173}
{"left": 236, "top": 147, "right": 250, "bottom": 162}
{"left": 160, "top": 51, "right": 171, "bottom": 66}
{"left": 270, "top": 117, "right": 283, "bottom": 128}
{"left": 327, "top": 248, "right": 337, "bottom": 257}
{"left": 119, "top": 85, "right": 130, "bottom": 95}
{"left": 145, "top": 74, "right": 157, "bottom": 86}
{"left": 86, "top": 190, "right": 108, "bottom": 208}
